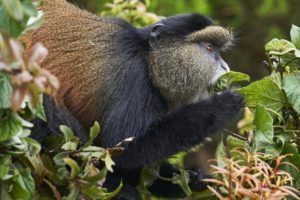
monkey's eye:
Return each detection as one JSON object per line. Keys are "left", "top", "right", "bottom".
{"left": 206, "top": 43, "right": 214, "bottom": 53}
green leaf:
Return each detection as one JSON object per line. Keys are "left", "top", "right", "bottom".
{"left": 25, "top": 154, "right": 45, "bottom": 178}
{"left": 226, "top": 135, "right": 248, "bottom": 150}
{"left": 11, "top": 168, "right": 35, "bottom": 200}
{"left": 22, "top": 0, "right": 37, "bottom": 16}
{"left": 253, "top": 105, "right": 273, "bottom": 145}
{"left": 281, "top": 143, "right": 300, "bottom": 188}
{"left": 61, "top": 141, "right": 78, "bottom": 151}
{"left": 0, "top": 6, "right": 27, "bottom": 37}
{"left": 85, "top": 121, "right": 100, "bottom": 147}
{"left": 282, "top": 143, "right": 300, "bottom": 168}
{"left": 103, "top": 181, "right": 122, "bottom": 200}
{"left": 167, "top": 151, "right": 187, "bottom": 169}
{"left": 23, "top": 137, "right": 41, "bottom": 156}
{"left": 171, "top": 169, "right": 192, "bottom": 196}
{"left": 43, "top": 179, "right": 62, "bottom": 200}
{"left": 226, "top": 136, "right": 248, "bottom": 162}
{"left": 64, "top": 158, "right": 80, "bottom": 179}
{"left": 2, "top": 0, "right": 24, "bottom": 21}
{"left": 0, "top": 155, "right": 11, "bottom": 178}
{"left": 102, "top": 152, "right": 115, "bottom": 172}
{"left": 53, "top": 152, "right": 69, "bottom": 166}
{"left": 282, "top": 74, "right": 300, "bottom": 113}
{"left": 81, "top": 185, "right": 106, "bottom": 199}
{"left": 56, "top": 167, "right": 69, "bottom": 180}
{"left": 63, "top": 183, "right": 79, "bottom": 200}
{"left": 291, "top": 24, "right": 300, "bottom": 49}
{"left": 191, "top": 189, "right": 216, "bottom": 200}
{"left": 27, "top": 96, "right": 46, "bottom": 121}
{"left": 215, "top": 136, "right": 227, "bottom": 169}
{"left": 59, "top": 125, "right": 74, "bottom": 142}
{"left": 0, "top": 72, "right": 12, "bottom": 109}
{"left": 138, "top": 162, "right": 161, "bottom": 194}
{"left": 237, "top": 76, "right": 288, "bottom": 114}
{"left": 276, "top": 132, "right": 293, "bottom": 145}
{"left": 265, "top": 38, "right": 296, "bottom": 55}
{"left": 0, "top": 112, "right": 22, "bottom": 142}
{"left": 43, "top": 135, "right": 64, "bottom": 151}
{"left": 59, "top": 126, "right": 78, "bottom": 150}
{"left": 83, "top": 167, "right": 107, "bottom": 184}
{"left": 213, "top": 71, "right": 250, "bottom": 92}
{"left": 25, "top": 10, "right": 44, "bottom": 31}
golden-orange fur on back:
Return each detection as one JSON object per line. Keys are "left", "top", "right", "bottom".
{"left": 24, "top": 0, "right": 121, "bottom": 126}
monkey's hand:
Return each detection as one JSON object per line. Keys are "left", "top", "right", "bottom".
{"left": 187, "top": 168, "right": 212, "bottom": 191}
{"left": 210, "top": 91, "right": 244, "bottom": 122}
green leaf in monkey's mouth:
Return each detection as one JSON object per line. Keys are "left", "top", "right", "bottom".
{"left": 211, "top": 71, "right": 250, "bottom": 93}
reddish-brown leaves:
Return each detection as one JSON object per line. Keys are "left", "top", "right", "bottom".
{"left": 204, "top": 149, "right": 300, "bottom": 200}
{"left": 0, "top": 34, "right": 59, "bottom": 111}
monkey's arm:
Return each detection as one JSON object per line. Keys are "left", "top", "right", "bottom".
{"left": 117, "top": 91, "right": 243, "bottom": 169}
{"left": 31, "top": 95, "right": 88, "bottom": 143}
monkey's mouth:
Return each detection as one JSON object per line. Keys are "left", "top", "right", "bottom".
{"left": 208, "top": 79, "right": 219, "bottom": 94}
{"left": 208, "top": 81, "right": 226, "bottom": 95}
{"left": 207, "top": 84, "right": 216, "bottom": 95}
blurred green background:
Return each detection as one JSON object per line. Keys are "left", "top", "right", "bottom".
{"left": 69, "top": 0, "right": 300, "bottom": 80}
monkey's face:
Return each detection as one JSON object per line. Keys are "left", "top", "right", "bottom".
{"left": 148, "top": 26, "right": 233, "bottom": 109}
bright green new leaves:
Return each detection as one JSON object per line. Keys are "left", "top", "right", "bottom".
{"left": 283, "top": 74, "right": 300, "bottom": 113}
{"left": 0, "top": 72, "right": 12, "bottom": 109}
{"left": 253, "top": 105, "right": 273, "bottom": 145}
{"left": 213, "top": 71, "right": 250, "bottom": 92}
{"left": 237, "top": 76, "right": 288, "bottom": 114}
{"left": 265, "top": 38, "right": 297, "bottom": 55}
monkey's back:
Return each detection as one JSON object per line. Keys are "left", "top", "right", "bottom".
{"left": 25, "top": 0, "right": 125, "bottom": 126}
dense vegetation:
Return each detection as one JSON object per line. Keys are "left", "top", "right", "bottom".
{"left": 1, "top": 0, "right": 300, "bottom": 199}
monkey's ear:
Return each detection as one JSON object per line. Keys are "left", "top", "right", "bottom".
{"left": 150, "top": 23, "right": 164, "bottom": 48}
{"left": 150, "top": 23, "right": 164, "bottom": 38}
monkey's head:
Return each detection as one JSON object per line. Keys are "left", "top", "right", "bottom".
{"left": 146, "top": 14, "right": 234, "bottom": 109}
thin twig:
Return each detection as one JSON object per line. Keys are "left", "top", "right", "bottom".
{"left": 222, "top": 128, "right": 247, "bottom": 141}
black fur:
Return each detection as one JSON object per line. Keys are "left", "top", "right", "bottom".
{"left": 31, "top": 13, "right": 243, "bottom": 199}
